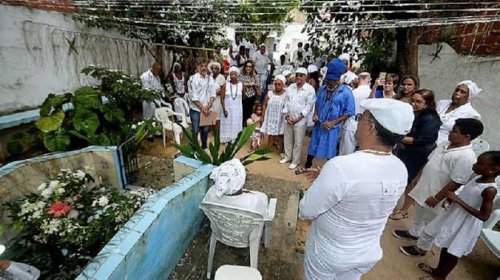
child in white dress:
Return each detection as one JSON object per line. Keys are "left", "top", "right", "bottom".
{"left": 247, "top": 104, "right": 263, "bottom": 152}
{"left": 403, "top": 151, "right": 499, "bottom": 280}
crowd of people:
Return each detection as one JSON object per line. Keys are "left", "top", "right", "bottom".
{"left": 138, "top": 35, "right": 497, "bottom": 280}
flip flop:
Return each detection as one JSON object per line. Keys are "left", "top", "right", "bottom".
{"left": 389, "top": 210, "right": 409, "bottom": 220}
{"left": 415, "top": 263, "right": 434, "bottom": 274}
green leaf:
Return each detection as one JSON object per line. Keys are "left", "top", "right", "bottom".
{"left": 208, "top": 141, "right": 219, "bottom": 164}
{"left": 101, "top": 104, "right": 125, "bottom": 124}
{"left": 35, "top": 109, "right": 65, "bottom": 132}
{"left": 43, "top": 129, "right": 71, "bottom": 151}
{"left": 73, "top": 86, "right": 102, "bottom": 109}
{"left": 39, "top": 94, "right": 55, "bottom": 117}
{"left": 73, "top": 108, "right": 100, "bottom": 136}
{"left": 68, "top": 129, "right": 91, "bottom": 142}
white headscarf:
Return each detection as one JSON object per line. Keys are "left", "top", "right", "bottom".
{"left": 228, "top": 66, "right": 240, "bottom": 75}
{"left": 173, "top": 62, "right": 182, "bottom": 70}
{"left": 275, "top": 75, "right": 286, "bottom": 85}
{"left": 208, "top": 61, "right": 221, "bottom": 71}
{"left": 456, "top": 80, "right": 482, "bottom": 101}
{"left": 209, "top": 159, "right": 246, "bottom": 198}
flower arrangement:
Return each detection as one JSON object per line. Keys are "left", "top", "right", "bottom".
{"left": 6, "top": 169, "right": 156, "bottom": 258}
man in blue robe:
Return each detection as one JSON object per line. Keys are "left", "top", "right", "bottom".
{"left": 305, "top": 58, "right": 355, "bottom": 168}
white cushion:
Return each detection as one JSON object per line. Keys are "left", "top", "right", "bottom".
{"left": 214, "top": 265, "right": 262, "bottom": 280}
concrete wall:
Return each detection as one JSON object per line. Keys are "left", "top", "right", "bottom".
{"left": 0, "top": 4, "right": 157, "bottom": 115}
{"left": 418, "top": 43, "right": 500, "bottom": 149}
{"left": 77, "top": 157, "right": 213, "bottom": 280}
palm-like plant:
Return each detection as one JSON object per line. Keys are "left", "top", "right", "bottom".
{"left": 174, "top": 123, "right": 272, "bottom": 166}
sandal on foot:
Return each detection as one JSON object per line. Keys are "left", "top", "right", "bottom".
{"left": 419, "top": 276, "right": 437, "bottom": 280}
{"left": 389, "top": 210, "right": 409, "bottom": 220}
{"left": 415, "top": 263, "right": 434, "bottom": 274}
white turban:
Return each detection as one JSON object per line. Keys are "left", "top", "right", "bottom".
{"left": 341, "top": 71, "right": 358, "bottom": 84}
{"left": 457, "top": 80, "right": 482, "bottom": 101}
{"left": 228, "top": 66, "right": 240, "bottom": 75}
{"left": 307, "top": 64, "right": 318, "bottom": 73}
{"left": 282, "top": 70, "right": 292, "bottom": 77}
{"left": 173, "top": 62, "right": 182, "bottom": 70}
{"left": 208, "top": 61, "right": 221, "bottom": 71}
{"left": 275, "top": 75, "right": 286, "bottom": 85}
{"left": 210, "top": 159, "right": 246, "bottom": 198}
{"left": 338, "top": 53, "right": 350, "bottom": 62}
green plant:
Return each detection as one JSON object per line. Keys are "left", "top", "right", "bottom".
{"left": 174, "top": 123, "right": 272, "bottom": 166}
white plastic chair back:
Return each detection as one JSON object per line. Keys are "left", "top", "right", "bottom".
{"left": 173, "top": 97, "right": 191, "bottom": 125}
{"left": 154, "top": 107, "right": 183, "bottom": 146}
{"left": 471, "top": 138, "right": 489, "bottom": 157}
{"left": 200, "top": 203, "right": 264, "bottom": 248}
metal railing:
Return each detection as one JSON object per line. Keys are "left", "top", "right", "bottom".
{"left": 118, "top": 136, "right": 139, "bottom": 186}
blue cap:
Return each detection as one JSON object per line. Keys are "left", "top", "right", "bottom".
{"left": 325, "top": 58, "right": 347, "bottom": 81}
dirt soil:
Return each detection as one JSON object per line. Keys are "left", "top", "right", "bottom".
{"left": 138, "top": 133, "right": 500, "bottom": 280}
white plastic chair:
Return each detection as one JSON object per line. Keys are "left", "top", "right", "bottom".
{"left": 471, "top": 138, "right": 490, "bottom": 157}
{"left": 200, "top": 198, "right": 277, "bottom": 279}
{"left": 480, "top": 191, "right": 500, "bottom": 258}
{"left": 154, "top": 107, "right": 185, "bottom": 147}
{"left": 173, "top": 97, "right": 191, "bottom": 126}
{"left": 214, "top": 265, "right": 262, "bottom": 280}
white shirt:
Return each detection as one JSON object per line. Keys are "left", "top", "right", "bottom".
{"left": 140, "top": 70, "right": 162, "bottom": 91}
{"left": 343, "top": 84, "right": 371, "bottom": 131}
{"left": 282, "top": 82, "right": 316, "bottom": 126}
{"left": 252, "top": 51, "right": 270, "bottom": 74}
{"left": 299, "top": 151, "right": 407, "bottom": 272}
{"left": 303, "top": 49, "right": 313, "bottom": 64}
{"left": 187, "top": 73, "right": 217, "bottom": 112}
{"left": 409, "top": 141, "right": 476, "bottom": 214}
{"left": 436, "top": 100, "right": 481, "bottom": 144}
{"left": 230, "top": 41, "right": 244, "bottom": 66}
{"left": 202, "top": 186, "right": 269, "bottom": 217}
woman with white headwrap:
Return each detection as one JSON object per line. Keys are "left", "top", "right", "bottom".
{"left": 220, "top": 66, "right": 244, "bottom": 143}
{"left": 261, "top": 75, "right": 287, "bottom": 152}
{"left": 209, "top": 61, "right": 226, "bottom": 133}
{"left": 169, "top": 62, "right": 189, "bottom": 121}
{"left": 435, "top": 80, "right": 481, "bottom": 144}
{"left": 202, "top": 159, "right": 268, "bottom": 217}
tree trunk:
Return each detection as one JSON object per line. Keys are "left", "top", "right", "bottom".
{"left": 395, "top": 27, "right": 419, "bottom": 76}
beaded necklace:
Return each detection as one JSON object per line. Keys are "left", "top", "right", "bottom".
{"left": 230, "top": 82, "right": 239, "bottom": 100}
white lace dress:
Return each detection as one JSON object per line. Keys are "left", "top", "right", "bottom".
{"left": 423, "top": 176, "right": 496, "bottom": 257}
{"left": 220, "top": 82, "right": 243, "bottom": 143}
{"left": 261, "top": 90, "right": 286, "bottom": 135}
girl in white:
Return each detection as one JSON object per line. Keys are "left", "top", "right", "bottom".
{"left": 261, "top": 75, "right": 286, "bottom": 153}
{"left": 220, "top": 67, "right": 244, "bottom": 143}
{"left": 407, "top": 151, "right": 499, "bottom": 280}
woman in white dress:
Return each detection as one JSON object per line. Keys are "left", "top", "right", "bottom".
{"left": 436, "top": 80, "right": 481, "bottom": 144}
{"left": 261, "top": 75, "right": 286, "bottom": 152}
{"left": 220, "top": 67, "right": 244, "bottom": 143}
{"left": 209, "top": 61, "right": 226, "bottom": 134}
{"left": 401, "top": 151, "right": 498, "bottom": 280}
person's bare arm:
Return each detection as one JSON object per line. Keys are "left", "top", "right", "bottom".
{"left": 446, "top": 187, "right": 497, "bottom": 221}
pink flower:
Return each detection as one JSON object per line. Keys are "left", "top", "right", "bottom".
{"left": 47, "top": 201, "right": 71, "bottom": 218}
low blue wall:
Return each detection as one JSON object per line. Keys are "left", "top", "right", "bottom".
{"left": 77, "top": 157, "right": 213, "bottom": 280}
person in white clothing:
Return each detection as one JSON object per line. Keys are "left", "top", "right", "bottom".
{"left": 169, "top": 63, "right": 189, "bottom": 121}
{"left": 220, "top": 67, "right": 244, "bottom": 143}
{"left": 280, "top": 67, "right": 316, "bottom": 170}
{"left": 140, "top": 62, "right": 163, "bottom": 119}
{"left": 436, "top": 80, "right": 481, "bottom": 144}
{"left": 393, "top": 118, "right": 484, "bottom": 246}
{"left": 339, "top": 72, "right": 371, "bottom": 155}
{"left": 188, "top": 57, "right": 217, "bottom": 149}
{"left": 0, "top": 244, "right": 40, "bottom": 280}
{"left": 202, "top": 159, "right": 268, "bottom": 217}
{"left": 299, "top": 98, "right": 414, "bottom": 280}
{"left": 252, "top": 44, "right": 271, "bottom": 94}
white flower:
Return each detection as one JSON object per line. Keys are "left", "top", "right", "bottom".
{"left": 68, "top": 209, "right": 79, "bottom": 219}
{"left": 37, "top": 183, "right": 47, "bottom": 191}
{"left": 49, "top": 180, "right": 60, "bottom": 189}
{"left": 55, "top": 188, "right": 65, "bottom": 195}
{"left": 75, "top": 170, "right": 86, "bottom": 179}
{"left": 98, "top": 196, "right": 109, "bottom": 207}
{"left": 41, "top": 188, "right": 54, "bottom": 198}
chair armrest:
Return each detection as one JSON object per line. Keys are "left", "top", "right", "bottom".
{"left": 264, "top": 198, "right": 277, "bottom": 222}
{"left": 484, "top": 209, "right": 500, "bottom": 229}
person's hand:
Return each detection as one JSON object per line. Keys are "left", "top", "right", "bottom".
{"left": 425, "top": 196, "right": 439, "bottom": 208}
{"left": 441, "top": 198, "right": 452, "bottom": 209}
{"left": 305, "top": 167, "right": 321, "bottom": 183}
{"left": 445, "top": 191, "right": 459, "bottom": 202}
{"left": 322, "top": 120, "right": 337, "bottom": 130}
{"left": 312, "top": 113, "right": 319, "bottom": 122}
{"left": 223, "top": 109, "right": 228, "bottom": 118}
{"left": 377, "top": 78, "right": 385, "bottom": 87}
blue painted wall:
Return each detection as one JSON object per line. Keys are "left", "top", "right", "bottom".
{"left": 77, "top": 157, "right": 213, "bottom": 280}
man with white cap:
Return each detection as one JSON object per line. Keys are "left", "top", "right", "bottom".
{"left": 299, "top": 98, "right": 414, "bottom": 280}
{"left": 339, "top": 72, "right": 372, "bottom": 155}
{"left": 252, "top": 44, "right": 271, "bottom": 95}
{"left": 280, "top": 67, "right": 316, "bottom": 170}
{"left": 202, "top": 159, "right": 268, "bottom": 217}
{"left": 435, "top": 80, "right": 481, "bottom": 145}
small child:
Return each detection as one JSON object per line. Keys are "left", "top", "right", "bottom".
{"left": 403, "top": 151, "right": 499, "bottom": 280}
{"left": 246, "top": 104, "right": 263, "bottom": 152}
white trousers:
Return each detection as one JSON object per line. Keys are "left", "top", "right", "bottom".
{"left": 304, "top": 248, "right": 372, "bottom": 280}
{"left": 283, "top": 123, "right": 307, "bottom": 165}
{"left": 409, "top": 204, "right": 439, "bottom": 237}
{"left": 339, "top": 129, "right": 356, "bottom": 155}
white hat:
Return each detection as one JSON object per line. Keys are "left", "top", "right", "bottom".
{"left": 338, "top": 53, "right": 350, "bottom": 61}
{"left": 456, "top": 80, "right": 482, "bottom": 101}
{"left": 360, "top": 98, "right": 414, "bottom": 135}
{"left": 228, "top": 66, "right": 240, "bottom": 75}
{"left": 282, "top": 70, "right": 292, "bottom": 76}
{"left": 295, "top": 67, "right": 308, "bottom": 75}
{"left": 342, "top": 71, "right": 358, "bottom": 84}
{"left": 0, "top": 244, "right": 5, "bottom": 256}
{"left": 259, "top": 43, "right": 266, "bottom": 48}
{"left": 209, "top": 159, "right": 246, "bottom": 198}
{"left": 307, "top": 64, "right": 318, "bottom": 73}
{"left": 275, "top": 74, "right": 286, "bottom": 84}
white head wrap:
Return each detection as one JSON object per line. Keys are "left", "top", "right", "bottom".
{"left": 208, "top": 61, "right": 221, "bottom": 71}
{"left": 228, "top": 66, "right": 240, "bottom": 75}
{"left": 282, "top": 70, "right": 292, "bottom": 77}
{"left": 173, "top": 62, "right": 182, "bottom": 70}
{"left": 341, "top": 71, "right": 358, "bottom": 84}
{"left": 456, "top": 80, "right": 482, "bottom": 101}
{"left": 275, "top": 75, "right": 286, "bottom": 85}
{"left": 307, "top": 64, "right": 318, "bottom": 73}
{"left": 209, "top": 159, "right": 246, "bottom": 198}
{"left": 338, "top": 53, "right": 350, "bottom": 62}
{"left": 360, "top": 98, "right": 414, "bottom": 135}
